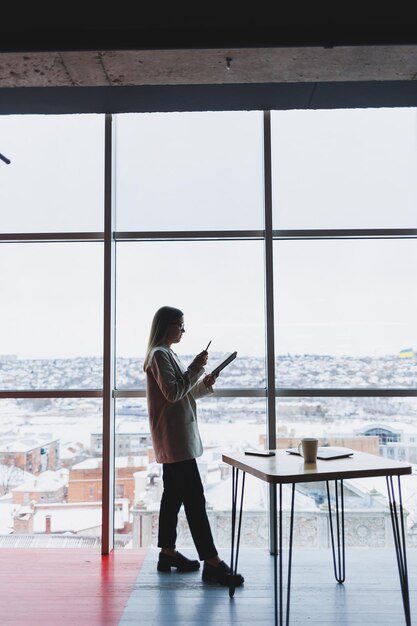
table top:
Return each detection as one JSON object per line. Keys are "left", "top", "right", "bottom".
{"left": 222, "top": 449, "right": 412, "bottom": 484}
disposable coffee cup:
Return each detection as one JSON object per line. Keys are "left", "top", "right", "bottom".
{"left": 298, "top": 438, "right": 318, "bottom": 463}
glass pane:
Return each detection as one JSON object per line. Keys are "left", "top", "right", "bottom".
{"left": 115, "top": 240, "right": 265, "bottom": 389}
{"left": 0, "top": 114, "right": 104, "bottom": 232}
{"left": 271, "top": 108, "right": 417, "bottom": 229}
{"left": 0, "top": 243, "right": 103, "bottom": 389}
{"left": 273, "top": 396, "right": 417, "bottom": 548}
{"left": 114, "top": 111, "right": 264, "bottom": 231}
{"left": 274, "top": 239, "right": 417, "bottom": 388}
{"left": 115, "top": 396, "right": 268, "bottom": 550}
{"left": 0, "top": 398, "right": 102, "bottom": 547}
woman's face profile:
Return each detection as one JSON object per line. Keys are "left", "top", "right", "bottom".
{"left": 166, "top": 315, "right": 185, "bottom": 345}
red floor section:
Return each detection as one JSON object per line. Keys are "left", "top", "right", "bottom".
{"left": 0, "top": 548, "right": 147, "bottom": 626}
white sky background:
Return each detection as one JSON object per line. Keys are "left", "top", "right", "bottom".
{"left": 0, "top": 108, "right": 417, "bottom": 359}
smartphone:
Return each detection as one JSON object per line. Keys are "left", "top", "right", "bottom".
{"left": 244, "top": 450, "right": 275, "bottom": 457}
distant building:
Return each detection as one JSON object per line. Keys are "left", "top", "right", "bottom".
{"left": 398, "top": 348, "right": 414, "bottom": 359}
{"left": 67, "top": 455, "right": 147, "bottom": 506}
{"left": 130, "top": 465, "right": 415, "bottom": 550}
{"left": 12, "top": 498, "right": 130, "bottom": 538}
{"left": 259, "top": 433, "right": 380, "bottom": 456}
{"left": 0, "top": 435, "right": 60, "bottom": 474}
{"left": 11, "top": 469, "right": 68, "bottom": 506}
{"left": 59, "top": 440, "right": 87, "bottom": 468}
{"left": 90, "top": 429, "right": 152, "bottom": 457}
{"left": 358, "top": 423, "right": 417, "bottom": 463}
{"left": 0, "top": 354, "right": 17, "bottom": 363}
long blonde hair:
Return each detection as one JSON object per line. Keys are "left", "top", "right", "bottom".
{"left": 143, "top": 306, "right": 184, "bottom": 371}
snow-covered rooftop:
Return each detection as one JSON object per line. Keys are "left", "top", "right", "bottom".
{"left": 12, "top": 469, "right": 68, "bottom": 493}
{"left": 71, "top": 456, "right": 148, "bottom": 470}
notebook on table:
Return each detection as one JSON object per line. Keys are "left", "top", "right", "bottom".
{"left": 286, "top": 446, "right": 355, "bottom": 460}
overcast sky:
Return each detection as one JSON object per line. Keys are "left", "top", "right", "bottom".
{"left": 1, "top": 108, "right": 416, "bottom": 359}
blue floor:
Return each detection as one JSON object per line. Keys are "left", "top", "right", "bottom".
{"left": 119, "top": 546, "right": 416, "bottom": 625}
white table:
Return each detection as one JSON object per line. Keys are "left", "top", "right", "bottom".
{"left": 222, "top": 449, "right": 412, "bottom": 626}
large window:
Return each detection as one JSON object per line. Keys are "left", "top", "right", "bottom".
{"left": 114, "top": 111, "right": 268, "bottom": 549}
{"left": 271, "top": 108, "right": 417, "bottom": 229}
{"left": 0, "top": 243, "right": 103, "bottom": 389}
{"left": 115, "top": 240, "right": 265, "bottom": 389}
{"left": 271, "top": 108, "right": 417, "bottom": 553}
{"left": 273, "top": 239, "right": 417, "bottom": 387}
{"left": 114, "top": 111, "right": 264, "bottom": 231}
{"left": 2, "top": 107, "right": 417, "bottom": 553}
{"left": 0, "top": 115, "right": 104, "bottom": 233}
{"left": 0, "top": 114, "right": 104, "bottom": 548}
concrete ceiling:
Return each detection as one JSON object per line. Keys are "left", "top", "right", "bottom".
{"left": 1, "top": 24, "right": 417, "bottom": 88}
{"left": 1, "top": 26, "right": 417, "bottom": 114}
{"left": 1, "top": 45, "right": 417, "bottom": 88}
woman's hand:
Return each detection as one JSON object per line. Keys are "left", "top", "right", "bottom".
{"left": 203, "top": 372, "right": 218, "bottom": 388}
{"left": 191, "top": 350, "right": 208, "bottom": 369}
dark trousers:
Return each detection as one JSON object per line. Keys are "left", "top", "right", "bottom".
{"left": 158, "top": 458, "right": 218, "bottom": 561}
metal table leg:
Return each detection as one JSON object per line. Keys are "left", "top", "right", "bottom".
{"left": 229, "top": 473, "right": 296, "bottom": 625}
{"left": 386, "top": 475, "right": 411, "bottom": 626}
{"left": 277, "top": 483, "right": 295, "bottom": 626}
{"left": 270, "top": 483, "right": 296, "bottom": 625}
{"left": 229, "top": 466, "right": 245, "bottom": 598}
{"left": 326, "top": 479, "right": 346, "bottom": 583}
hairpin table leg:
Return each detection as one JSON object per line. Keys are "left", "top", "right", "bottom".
{"left": 229, "top": 466, "right": 245, "bottom": 598}
{"left": 386, "top": 475, "right": 411, "bottom": 626}
{"left": 326, "top": 479, "right": 346, "bottom": 583}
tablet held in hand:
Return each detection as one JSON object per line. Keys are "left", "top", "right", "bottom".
{"left": 209, "top": 351, "right": 237, "bottom": 376}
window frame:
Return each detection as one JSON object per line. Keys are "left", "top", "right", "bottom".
{"left": 1, "top": 110, "right": 417, "bottom": 555}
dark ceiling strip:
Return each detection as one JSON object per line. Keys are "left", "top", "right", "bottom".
{"left": 2, "top": 82, "right": 417, "bottom": 115}
{"left": 1, "top": 26, "right": 417, "bottom": 52}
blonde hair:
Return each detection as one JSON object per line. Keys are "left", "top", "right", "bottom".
{"left": 143, "top": 306, "right": 184, "bottom": 371}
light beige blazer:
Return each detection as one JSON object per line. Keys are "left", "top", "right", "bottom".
{"left": 146, "top": 346, "right": 213, "bottom": 464}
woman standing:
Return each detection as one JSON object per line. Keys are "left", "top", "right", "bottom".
{"left": 144, "top": 305, "right": 244, "bottom": 588}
